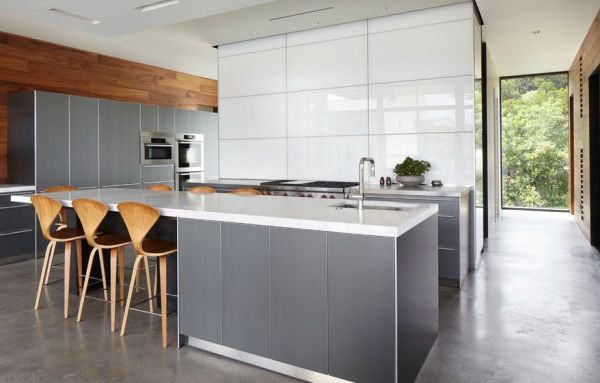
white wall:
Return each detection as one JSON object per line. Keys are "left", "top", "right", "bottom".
{"left": 217, "top": 2, "right": 477, "bottom": 184}
{"left": 486, "top": 48, "right": 501, "bottom": 229}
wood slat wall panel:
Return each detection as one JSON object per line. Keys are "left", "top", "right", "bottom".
{"left": 568, "top": 9, "right": 600, "bottom": 241}
{"left": 0, "top": 31, "right": 218, "bottom": 182}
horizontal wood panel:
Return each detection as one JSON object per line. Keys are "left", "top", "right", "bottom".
{"left": 0, "top": 31, "right": 218, "bottom": 182}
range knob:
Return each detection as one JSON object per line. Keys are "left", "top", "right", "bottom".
{"left": 298, "top": 193, "right": 305, "bottom": 197}
{"left": 321, "top": 195, "right": 328, "bottom": 199}
{"left": 282, "top": 192, "right": 288, "bottom": 196}
{"left": 307, "top": 194, "right": 314, "bottom": 198}
{"left": 329, "top": 195, "right": 336, "bottom": 199}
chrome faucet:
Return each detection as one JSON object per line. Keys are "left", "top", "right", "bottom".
{"left": 356, "top": 157, "right": 375, "bottom": 210}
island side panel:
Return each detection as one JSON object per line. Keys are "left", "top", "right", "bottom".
{"left": 327, "top": 233, "right": 396, "bottom": 383}
{"left": 396, "top": 215, "right": 439, "bottom": 383}
{"left": 221, "top": 222, "right": 270, "bottom": 358}
{"left": 270, "top": 227, "right": 328, "bottom": 374}
{"left": 178, "top": 219, "right": 222, "bottom": 344}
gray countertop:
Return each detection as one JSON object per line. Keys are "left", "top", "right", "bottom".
{"left": 0, "top": 184, "right": 36, "bottom": 194}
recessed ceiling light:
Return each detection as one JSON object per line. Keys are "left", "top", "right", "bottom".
{"left": 135, "top": 0, "right": 180, "bottom": 13}
{"left": 48, "top": 8, "right": 101, "bottom": 25}
{"left": 381, "top": 7, "right": 388, "bottom": 13}
{"left": 531, "top": 30, "right": 541, "bottom": 34}
{"left": 533, "top": 60, "right": 539, "bottom": 64}
{"left": 311, "top": 21, "right": 320, "bottom": 26}
{"left": 250, "top": 31, "right": 257, "bottom": 37}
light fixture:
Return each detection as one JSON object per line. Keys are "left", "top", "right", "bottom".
{"left": 135, "top": 0, "right": 181, "bottom": 13}
{"left": 311, "top": 21, "right": 320, "bottom": 26}
{"left": 531, "top": 30, "right": 541, "bottom": 34}
{"left": 381, "top": 7, "right": 388, "bottom": 13}
{"left": 48, "top": 8, "right": 101, "bottom": 25}
{"left": 250, "top": 31, "right": 257, "bottom": 37}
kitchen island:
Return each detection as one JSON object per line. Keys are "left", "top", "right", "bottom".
{"left": 12, "top": 188, "right": 438, "bottom": 383}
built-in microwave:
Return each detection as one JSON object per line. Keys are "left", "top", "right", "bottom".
{"left": 140, "top": 131, "right": 175, "bottom": 165}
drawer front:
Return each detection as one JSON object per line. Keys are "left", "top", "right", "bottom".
{"left": 141, "top": 165, "right": 175, "bottom": 183}
{"left": 366, "top": 195, "right": 459, "bottom": 215}
{"left": 0, "top": 192, "right": 32, "bottom": 208}
{"left": 438, "top": 247, "right": 459, "bottom": 280}
{"left": 0, "top": 205, "right": 35, "bottom": 233}
{"left": 0, "top": 229, "right": 35, "bottom": 265}
{"left": 438, "top": 216, "right": 459, "bottom": 249}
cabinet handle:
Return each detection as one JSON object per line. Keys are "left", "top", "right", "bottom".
{"left": 438, "top": 246, "right": 455, "bottom": 251}
{"left": 438, "top": 214, "right": 455, "bottom": 218}
{"left": 0, "top": 228, "right": 34, "bottom": 237}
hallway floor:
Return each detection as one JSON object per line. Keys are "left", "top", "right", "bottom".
{"left": 0, "top": 210, "right": 598, "bottom": 383}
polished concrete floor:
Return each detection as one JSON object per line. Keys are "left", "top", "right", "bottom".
{"left": 0, "top": 210, "right": 599, "bottom": 383}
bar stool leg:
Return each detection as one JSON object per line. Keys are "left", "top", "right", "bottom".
{"left": 64, "top": 241, "right": 72, "bottom": 319}
{"left": 118, "top": 247, "right": 125, "bottom": 306}
{"left": 121, "top": 255, "right": 143, "bottom": 337}
{"left": 110, "top": 248, "right": 118, "bottom": 332}
{"left": 153, "top": 259, "right": 158, "bottom": 297}
{"left": 43, "top": 242, "right": 56, "bottom": 285}
{"left": 143, "top": 257, "right": 154, "bottom": 313}
{"left": 76, "top": 239, "right": 83, "bottom": 294}
{"left": 77, "top": 248, "right": 98, "bottom": 322}
{"left": 98, "top": 249, "right": 108, "bottom": 301}
{"left": 159, "top": 256, "right": 167, "bottom": 348}
{"left": 35, "top": 241, "right": 55, "bottom": 309}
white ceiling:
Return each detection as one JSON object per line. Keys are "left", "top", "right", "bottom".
{"left": 478, "top": 0, "right": 600, "bottom": 76}
{"left": 0, "top": 0, "right": 598, "bottom": 79}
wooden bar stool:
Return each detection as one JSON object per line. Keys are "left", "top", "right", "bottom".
{"left": 118, "top": 202, "right": 177, "bottom": 348}
{"left": 146, "top": 184, "right": 173, "bottom": 192}
{"left": 187, "top": 186, "right": 216, "bottom": 194}
{"left": 32, "top": 195, "right": 85, "bottom": 318}
{"left": 230, "top": 188, "right": 262, "bottom": 196}
{"left": 72, "top": 199, "right": 152, "bottom": 332}
{"left": 42, "top": 186, "right": 80, "bottom": 287}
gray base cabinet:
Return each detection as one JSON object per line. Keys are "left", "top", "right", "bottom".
{"left": 178, "top": 217, "right": 438, "bottom": 383}
{"left": 367, "top": 193, "right": 469, "bottom": 288}
{"left": 0, "top": 192, "right": 35, "bottom": 266}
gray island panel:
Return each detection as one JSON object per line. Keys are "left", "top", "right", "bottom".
{"left": 270, "top": 227, "right": 328, "bottom": 374}
{"left": 221, "top": 222, "right": 270, "bottom": 358}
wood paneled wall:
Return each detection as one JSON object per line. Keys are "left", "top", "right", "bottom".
{"left": 0, "top": 31, "right": 218, "bottom": 182}
{"left": 569, "top": 8, "right": 600, "bottom": 240}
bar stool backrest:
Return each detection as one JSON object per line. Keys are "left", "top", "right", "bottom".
{"left": 117, "top": 202, "right": 160, "bottom": 257}
{"left": 230, "top": 188, "right": 262, "bottom": 196}
{"left": 146, "top": 184, "right": 173, "bottom": 192}
{"left": 31, "top": 195, "right": 62, "bottom": 241}
{"left": 44, "top": 186, "right": 79, "bottom": 226}
{"left": 187, "top": 186, "right": 216, "bottom": 194}
{"left": 72, "top": 199, "right": 109, "bottom": 247}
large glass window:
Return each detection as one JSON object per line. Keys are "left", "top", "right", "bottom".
{"left": 500, "top": 73, "right": 569, "bottom": 210}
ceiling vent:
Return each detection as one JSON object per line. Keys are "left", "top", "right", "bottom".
{"left": 135, "top": 0, "right": 181, "bottom": 13}
{"left": 269, "top": 7, "right": 333, "bottom": 22}
{"left": 48, "top": 8, "right": 101, "bottom": 24}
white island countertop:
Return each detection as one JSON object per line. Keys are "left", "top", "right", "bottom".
{"left": 12, "top": 187, "right": 438, "bottom": 238}
{"left": 354, "top": 183, "right": 472, "bottom": 198}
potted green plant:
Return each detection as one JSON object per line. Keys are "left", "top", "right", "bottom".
{"left": 393, "top": 157, "right": 431, "bottom": 186}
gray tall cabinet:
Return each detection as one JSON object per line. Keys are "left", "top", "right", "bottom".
{"left": 7, "top": 90, "right": 219, "bottom": 258}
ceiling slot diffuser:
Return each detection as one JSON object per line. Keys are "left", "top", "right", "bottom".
{"left": 269, "top": 7, "right": 333, "bottom": 21}
{"left": 135, "top": 0, "right": 181, "bottom": 13}
{"left": 48, "top": 8, "right": 101, "bottom": 24}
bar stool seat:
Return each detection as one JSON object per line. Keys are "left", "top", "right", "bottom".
{"left": 142, "top": 239, "right": 177, "bottom": 255}
{"left": 95, "top": 233, "right": 131, "bottom": 247}
{"left": 32, "top": 195, "right": 87, "bottom": 319}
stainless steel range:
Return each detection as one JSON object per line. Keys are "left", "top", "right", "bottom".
{"left": 259, "top": 180, "right": 358, "bottom": 199}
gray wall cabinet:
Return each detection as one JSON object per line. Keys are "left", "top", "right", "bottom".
{"left": 158, "top": 106, "right": 174, "bottom": 133}
{"left": 190, "top": 111, "right": 219, "bottom": 179}
{"left": 35, "top": 92, "right": 69, "bottom": 192}
{"left": 174, "top": 109, "right": 191, "bottom": 133}
{"left": 141, "top": 105, "right": 158, "bottom": 132}
{"left": 70, "top": 96, "right": 99, "bottom": 188}
{"left": 99, "top": 100, "right": 140, "bottom": 187}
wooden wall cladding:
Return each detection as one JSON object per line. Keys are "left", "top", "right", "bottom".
{"left": 569, "top": 8, "right": 600, "bottom": 241}
{"left": 0, "top": 31, "right": 218, "bottom": 182}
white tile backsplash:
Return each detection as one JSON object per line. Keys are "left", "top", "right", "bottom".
{"left": 369, "top": 132, "right": 474, "bottom": 185}
{"left": 219, "top": 138, "right": 287, "bottom": 179}
{"left": 288, "top": 136, "right": 369, "bottom": 181}
{"left": 287, "top": 35, "right": 367, "bottom": 92}
{"left": 220, "top": 93, "right": 286, "bottom": 139}
{"left": 219, "top": 48, "right": 286, "bottom": 98}
{"left": 369, "top": 76, "right": 474, "bottom": 134}
{"left": 288, "top": 86, "right": 368, "bottom": 137}
{"left": 368, "top": 19, "right": 473, "bottom": 84}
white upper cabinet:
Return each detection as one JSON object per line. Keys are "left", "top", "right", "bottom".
{"left": 219, "top": 48, "right": 286, "bottom": 98}
{"left": 287, "top": 35, "right": 368, "bottom": 92}
{"left": 219, "top": 35, "right": 286, "bottom": 57}
{"left": 368, "top": 19, "right": 473, "bottom": 84}
{"left": 220, "top": 93, "right": 286, "bottom": 139}
{"left": 368, "top": 2, "right": 472, "bottom": 33}
{"left": 287, "top": 20, "right": 366, "bottom": 46}
{"left": 288, "top": 86, "right": 368, "bottom": 137}
{"left": 219, "top": 138, "right": 287, "bottom": 179}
